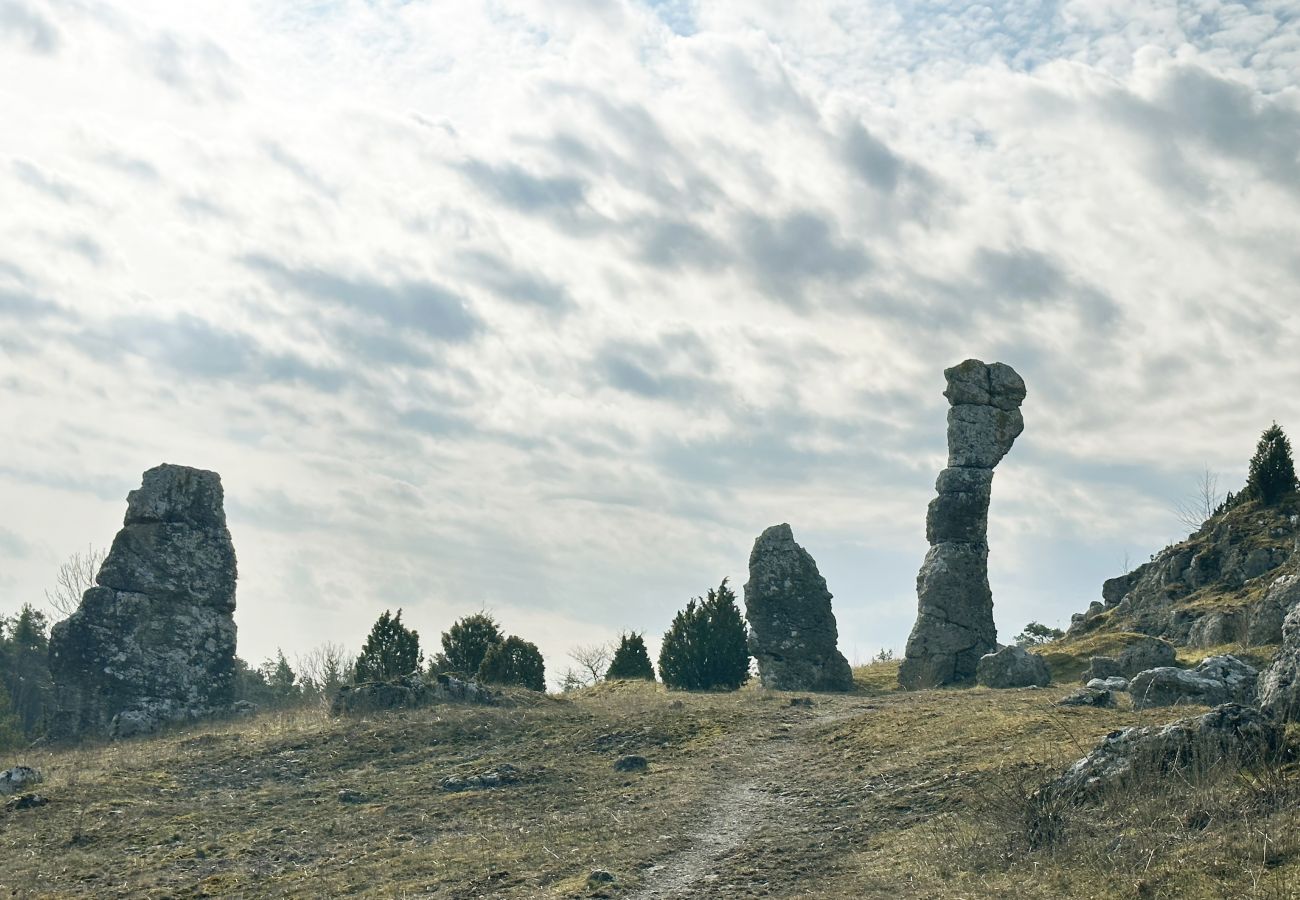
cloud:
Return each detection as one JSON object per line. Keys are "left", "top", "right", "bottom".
{"left": 11, "top": 159, "right": 89, "bottom": 205}
{"left": 75, "top": 313, "right": 347, "bottom": 391}
{"left": 735, "top": 210, "right": 871, "bottom": 302}
{"left": 595, "top": 331, "right": 721, "bottom": 402}
{"left": 0, "top": 0, "right": 60, "bottom": 54}
{"left": 457, "top": 159, "right": 591, "bottom": 218}
{"left": 146, "top": 30, "right": 240, "bottom": 102}
{"left": 457, "top": 251, "right": 573, "bottom": 314}
{"left": 242, "top": 254, "right": 483, "bottom": 345}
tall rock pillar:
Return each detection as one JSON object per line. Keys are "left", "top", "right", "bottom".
{"left": 898, "top": 360, "right": 1025, "bottom": 689}
{"left": 48, "top": 464, "right": 238, "bottom": 738}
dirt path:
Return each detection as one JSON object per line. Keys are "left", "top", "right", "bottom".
{"left": 626, "top": 698, "right": 869, "bottom": 899}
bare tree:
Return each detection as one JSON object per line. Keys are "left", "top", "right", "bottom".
{"left": 1174, "top": 466, "right": 1223, "bottom": 533}
{"left": 45, "top": 545, "right": 107, "bottom": 619}
{"left": 566, "top": 643, "right": 612, "bottom": 687}
{"left": 295, "top": 642, "right": 354, "bottom": 702}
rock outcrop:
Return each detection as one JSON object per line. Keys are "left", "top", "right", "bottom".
{"left": 743, "top": 524, "right": 853, "bottom": 692}
{"left": 1041, "top": 704, "right": 1281, "bottom": 800}
{"left": 330, "top": 673, "right": 498, "bottom": 715}
{"left": 1071, "top": 503, "right": 1298, "bottom": 646}
{"left": 899, "top": 360, "right": 1025, "bottom": 689}
{"left": 48, "top": 464, "right": 238, "bottom": 739}
{"left": 1129, "top": 655, "right": 1258, "bottom": 710}
{"left": 1259, "top": 601, "right": 1300, "bottom": 721}
{"left": 976, "top": 645, "right": 1051, "bottom": 688}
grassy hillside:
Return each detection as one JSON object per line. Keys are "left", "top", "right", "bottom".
{"left": 2, "top": 668, "right": 1299, "bottom": 898}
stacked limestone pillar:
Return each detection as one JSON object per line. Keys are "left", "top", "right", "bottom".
{"left": 898, "top": 360, "right": 1025, "bottom": 689}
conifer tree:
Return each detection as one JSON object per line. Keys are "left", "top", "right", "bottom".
{"left": 354, "top": 609, "right": 422, "bottom": 682}
{"left": 605, "top": 632, "right": 655, "bottom": 681}
{"left": 1246, "top": 422, "right": 1299, "bottom": 506}
{"left": 658, "top": 579, "right": 750, "bottom": 691}
{"left": 477, "top": 635, "right": 545, "bottom": 691}
{"left": 431, "top": 613, "right": 503, "bottom": 677}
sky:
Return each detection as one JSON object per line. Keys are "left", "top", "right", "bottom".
{"left": 2, "top": 0, "right": 1299, "bottom": 686}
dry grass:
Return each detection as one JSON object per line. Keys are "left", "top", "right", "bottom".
{"left": 3, "top": 675, "right": 1300, "bottom": 898}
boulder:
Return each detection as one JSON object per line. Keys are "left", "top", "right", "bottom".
{"left": 976, "top": 645, "right": 1051, "bottom": 688}
{"left": 1129, "top": 655, "right": 1258, "bottom": 710}
{"left": 0, "top": 766, "right": 42, "bottom": 796}
{"left": 613, "top": 755, "right": 648, "bottom": 772}
{"left": 1086, "top": 676, "right": 1129, "bottom": 692}
{"left": 1259, "top": 600, "right": 1300, "bottom": 721}
{"left": 1248, "top": 573, "right": 1300, "bottom": 646}
{"left": 1116, "top": 637, "right": 1177, "bottom": 676}
{"left": 743, "top": 524, "right": 853, "bottom": 692}
{"left": 48, "top": 464, "right": 238, "bottom": 739}
{"left": 1041, "top": 704, "right": 1282, "bottom": 800}
{"left": 1081, "top": 656, "right": 1121, "bottom": 683}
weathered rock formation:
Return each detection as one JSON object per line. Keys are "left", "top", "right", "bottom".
{"left": 48, "top": 464, "right": 238, "bottom": 738}
{"left": 1259, "top": 600, "right": 1300, "bottom": 721}
{"left": 1080, "top": 636, "right": 1178, "bottom": 684}
{"left": 1129, "top": 655, "right": 1258, "bottom": 710}
{"left": 1071, "top": 504, "right": 1298, "bottom": 646}
{"left": 1041, "top": 704, "right": 1281, "bottom": 800}
{"left": 743, "top": 524, "right": 853, "bottom": 692}
{"left": 976, "top": 645, "right": 1051, "bottom": 688}
{"left": 330, "top": 672, "right": 498, "bottom": 715}
{"left": 899, "top": 360, "right": 1025, "bottom": 689}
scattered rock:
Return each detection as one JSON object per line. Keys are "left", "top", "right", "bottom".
{"left": 1129, "top": 655, "right": 1258, "bottom": 710}
{"left": 1041, "top": 704, "right": 1282, "bottom": 800}
{"left": 440, "top": 764, "right": 520, "bottom": 792}
{"left": 337, "top": 789, "right": 367, "bottom": 804}
{"left": 1086, "top": 676, "right": 1129, "bottom": 692}
{"left": 742, "top": 524, "right": 853, "bottom": 692}
{"left": 5, "top": 794, "right": 48, "bottom": 812}
{"left": 48, "top": 464, "right": 239, "bottom": 739}
{"left": 1056, "top": 687, "right": 1115, "bottom": 708}
{"left": 331, "top": 672, "right": 498, "bottom": 715}
{"left": 230, "top": 700, "right": 259, "bottom": 718}
{"left": 900, "top": 360, "right": 1025, "bottom": 689}
{"left": 1116, "top": 637, "right": 1177, "bottom": 677}
{"left": 788, "top": 697, "right": 815, "bottom": 708}
{"left": 587, "top": 870, "right": 616, "bottom": 887}
{"left": 0, "top": 766, "right": 42, "bottom": 796}
{"left": 1259, "top": 600, "right": 1300, "bottom": 721}
{"left": 976, "top": 645, "right": 1051, "bottom": 689}
{"left": 613, "top": 755, "right": 648, "bottom": 773}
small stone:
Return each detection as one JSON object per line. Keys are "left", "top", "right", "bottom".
{"left": 788, "top": 697, "right": 815, "bottom": 708}
{"left": 613, "top": 755, "right": 648, "bottom": 773}
{"left": 337, "top": 789, "right": 366, "bottom": 804}
{"left": 1086, "top": 676, "right": 1129, "bottom": 692}
{"left": 1056, "top": 687, "right": 1115, "bottom": 708}
{"left": 587, "top": 870, "right": 616, "bottom": 887}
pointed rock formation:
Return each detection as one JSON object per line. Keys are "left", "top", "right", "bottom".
{"left": 48, "top": 464, "right": 238, "bottom": 738}
{"left": 899, "top": 360, "right": 1025, "bottom": 689}
{"left": 743, "top": 523, "right": 853, "bottom": 691}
